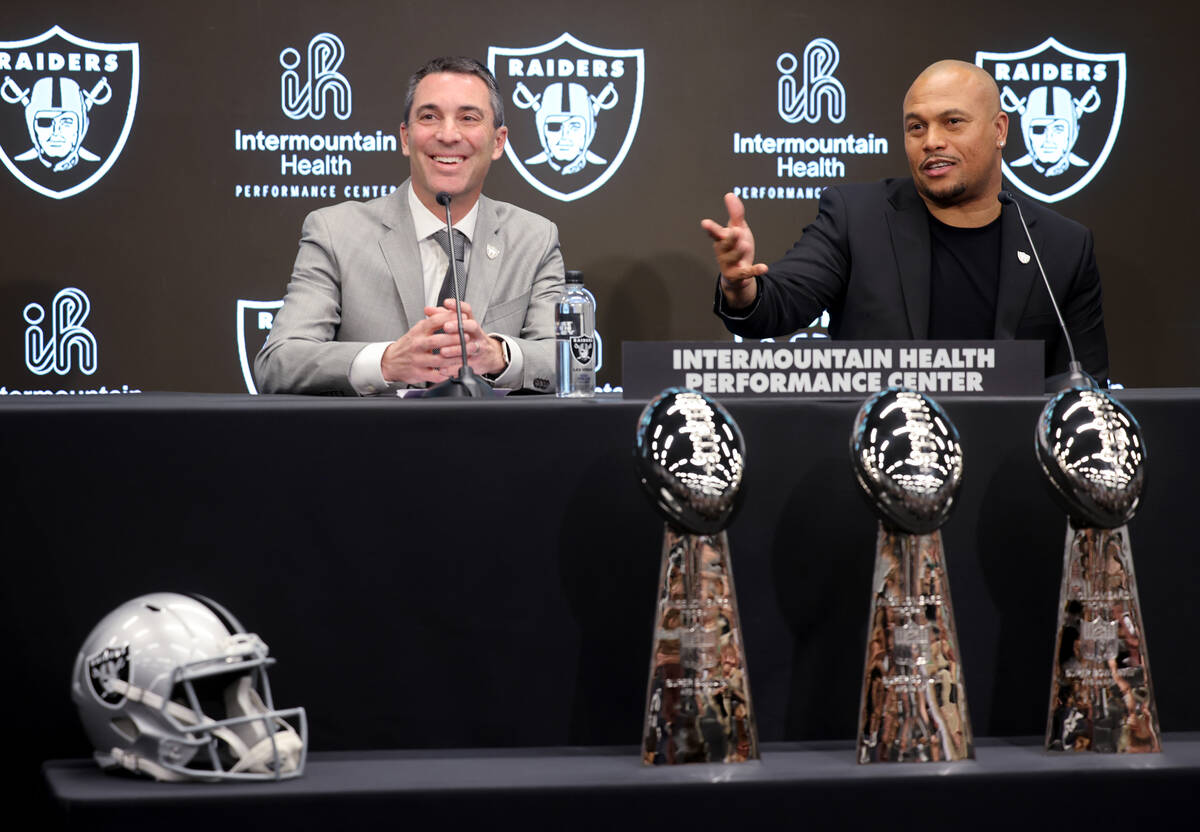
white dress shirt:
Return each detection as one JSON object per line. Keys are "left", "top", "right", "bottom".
{"left": 349, "top": 188, "right": 522, "bottom": 394}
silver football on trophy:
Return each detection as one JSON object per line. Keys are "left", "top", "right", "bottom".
{"left": 634, "top": 388, "right": 746, "bottom": 535}
{"left": 850, "top": 388, "right": 964, "bottom": 535}
{"left": 1036, "top": 387, "right": 1147, "bottom": 528}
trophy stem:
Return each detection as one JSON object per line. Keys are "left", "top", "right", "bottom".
{"left": 642, "top": 525, "right": 758, "bottom": 765}
{"left": 1046, "top": 524, "right": 1161, "bottom": 752}
{"left": 857, "top": 524, "right": 974, "bottom": 763}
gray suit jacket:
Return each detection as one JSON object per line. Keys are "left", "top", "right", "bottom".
{"left": 255, "top": 180, "right": 564, "bottom": 394}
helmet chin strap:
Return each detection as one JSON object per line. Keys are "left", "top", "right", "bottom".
{"left": 224, "top": 676, "right": 303, "bottom": 774}
{"left": 107, "top": 677, "right": 202, "bottom": 724}
{"left": 110, "top": 747, "right": 188, "bottom": 782}
{"left": 229, "top": 729, "right": 304, "bottom": 774}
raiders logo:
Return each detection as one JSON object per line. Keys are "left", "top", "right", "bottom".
{"left": 0, "top": 25, "right": 139, "bottom": 199}
{"left": 488, "top": 33, "right": 643, "bottom": 202}
{"left": 570, "top": 335, "right": 594, "bottom": 366}
{"left": 976, "top": 38, "right": 1125, "bottom": 203}
{"left": 237, "top": 299, "right": 284, "bottom": 393}
{"left": 86, "top": 644, "right": 131, "bottom": 707}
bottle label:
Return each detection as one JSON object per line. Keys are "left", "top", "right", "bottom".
{"left": 570, "top": 335, "right": 595, "bottom": 367}
{"left": 556, "top": 311, "right": 581, "bottom": 337}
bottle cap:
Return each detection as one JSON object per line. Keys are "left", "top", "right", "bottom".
{"left": 565, "top": 270, "right": 584, "bottom": 284}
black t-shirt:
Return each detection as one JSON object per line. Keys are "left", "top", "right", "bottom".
{"left": 927, "top": 213, "right": 1002, "bottom": 340}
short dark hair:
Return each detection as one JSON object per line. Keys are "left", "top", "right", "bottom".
{"left": 403, "top": 57, "right": 504, "bottom": 128}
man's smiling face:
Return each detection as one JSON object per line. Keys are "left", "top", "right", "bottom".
{"left": 401, "top": 72, "right": 507, "bottom": 216}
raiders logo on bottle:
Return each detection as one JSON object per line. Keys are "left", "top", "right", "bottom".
{"left": 570, "top": 335, "right": 594, "bottom": 366}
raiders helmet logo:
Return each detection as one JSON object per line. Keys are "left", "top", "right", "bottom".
{"left": 86, "top": 644, "right": 131, "bottom": 707}
{"left": 976, "top": 38, "right": 1125, "bottom": 203}
{"left": 0, "top": 26, "right": 139, "bottom": 199}
{"left": 489, "top": 33, "right": 644, "bottom": 202}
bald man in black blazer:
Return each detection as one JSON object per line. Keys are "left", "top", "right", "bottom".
{"left": 704, "top": 60, "right": 1107, "bottom": 383}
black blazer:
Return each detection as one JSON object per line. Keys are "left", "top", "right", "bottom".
{"left": 717, "top": 178, "right": 1108, "bottom": 381}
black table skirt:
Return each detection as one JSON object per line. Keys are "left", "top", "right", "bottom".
{"left": 6, "top": 389, "right": 1198, "bottom": 800}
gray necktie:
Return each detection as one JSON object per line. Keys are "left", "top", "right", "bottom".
{"left": 432, "top": 228, "right": 468, "bottom": 308}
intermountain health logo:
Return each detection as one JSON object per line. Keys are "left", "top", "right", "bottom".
{"left": 489, "top": 33, "right": 644, "bottom": 202}
{"left": 976, "top": 38, "right": 1125, "bottom": 203}
{"left": 280, "top": 32, "right": 351, "bottom": 120}
{"left": 777, "top": 38, "right": 845, "bottom": 125}
{"left": 233, "top": 32, "right": 398, "bottom": 201}
{"left": 0, "top": 25, "right": 139, "bottom": 199}
{"left": 729, "top": 37, "right": 890, "bottom": 202}
{"left": 4, "top": 286, "right": 141, "bottom": 396}
{"left": 24, "top": 286, "right": 96, "bottom": 375}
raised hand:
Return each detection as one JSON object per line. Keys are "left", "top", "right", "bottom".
{"left": 700, "top": 192, "right": 767, "bottom": 309}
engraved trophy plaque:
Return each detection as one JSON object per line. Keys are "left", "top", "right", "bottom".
{"left": 635, "top": 388, "right": 758, "bottom": 765}
{"left": 1037, "top": 387, "right": 1160, "bottom": 753}
{"left": 850, "top": 389, "right": 974, "bottom": 763}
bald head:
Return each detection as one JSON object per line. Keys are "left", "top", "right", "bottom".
{"left": 905, "top": 60, "right": 1001, "bottom": 115}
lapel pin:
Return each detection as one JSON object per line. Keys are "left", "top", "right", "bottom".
{"left": 1017, "top": 250, "right": 1031, "bottom": 265}
{"left": 486, "top": 243, "right": 500, "bottom": 260}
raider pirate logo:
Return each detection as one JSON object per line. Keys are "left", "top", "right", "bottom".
{"left": 570, "top": 335, "right": 594, "bottom": 366}
{"left": 489, "top": 33, "right": 644, "bottom": 202}
{"left": 86, "top": 644, "right": 131, "bottom": 707}
{"left": 237, "top": 299, "right": 283, "bottom": 394}
{"left": 0, "top": 25, "right": 138, "bottom": 199}
{"left": 976, "top": 38, "right": 1125, "bottom": 203}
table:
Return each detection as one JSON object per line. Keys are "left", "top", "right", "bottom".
{"left": 43, "top": 735, "right": 1200, "bottom": 829}
{"left": 5, "top": 389, "right": 1197, "bottom": 805}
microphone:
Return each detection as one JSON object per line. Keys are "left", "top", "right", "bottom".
{"left": 424, "top": 190, "right": 491, "bottom": 398}
{"left": 997, "top": 190, "right": 1092, "bottom": 392}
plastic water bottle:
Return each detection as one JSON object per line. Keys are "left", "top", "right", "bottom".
{"left": 555, "top": 270, "right": 596, "bottom": 397}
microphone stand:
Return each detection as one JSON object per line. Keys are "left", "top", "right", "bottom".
{"left": 998, "top": 191, "right": 1094, "bottom": 393}
{"left": 424, "top": 191, "right": 492, "bottom": 398}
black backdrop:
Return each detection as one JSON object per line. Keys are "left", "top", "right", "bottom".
{"left": 0, "top": 1, "right": 1194, "bottom": 395}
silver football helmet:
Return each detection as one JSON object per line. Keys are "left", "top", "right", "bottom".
{"left": 71, "top": 592, "right": 307, "bottom": 782}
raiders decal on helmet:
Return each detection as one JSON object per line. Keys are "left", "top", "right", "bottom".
{"left": 86, "top": 644, "right": 131, "bottom": 707}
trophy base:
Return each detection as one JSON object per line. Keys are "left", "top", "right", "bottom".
{"left": 641, "top": 526, "right": 758, "bottom": 765}
{"left": 857, "top": 525, "right": 974, "bottom": 763}
{"left": 1046, "top": 524, "right": 1161, "bottom": 753}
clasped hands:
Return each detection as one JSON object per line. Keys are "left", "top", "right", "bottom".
{"left": 382, "top": 192, "right": 767, "bottom": 385}
{"left": 381, "top": 299, "right": 506, "bottom": 385}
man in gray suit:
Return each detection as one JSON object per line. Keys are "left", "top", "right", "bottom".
{"left": 255, "top": 57, "right": 563, "bottom": 395}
